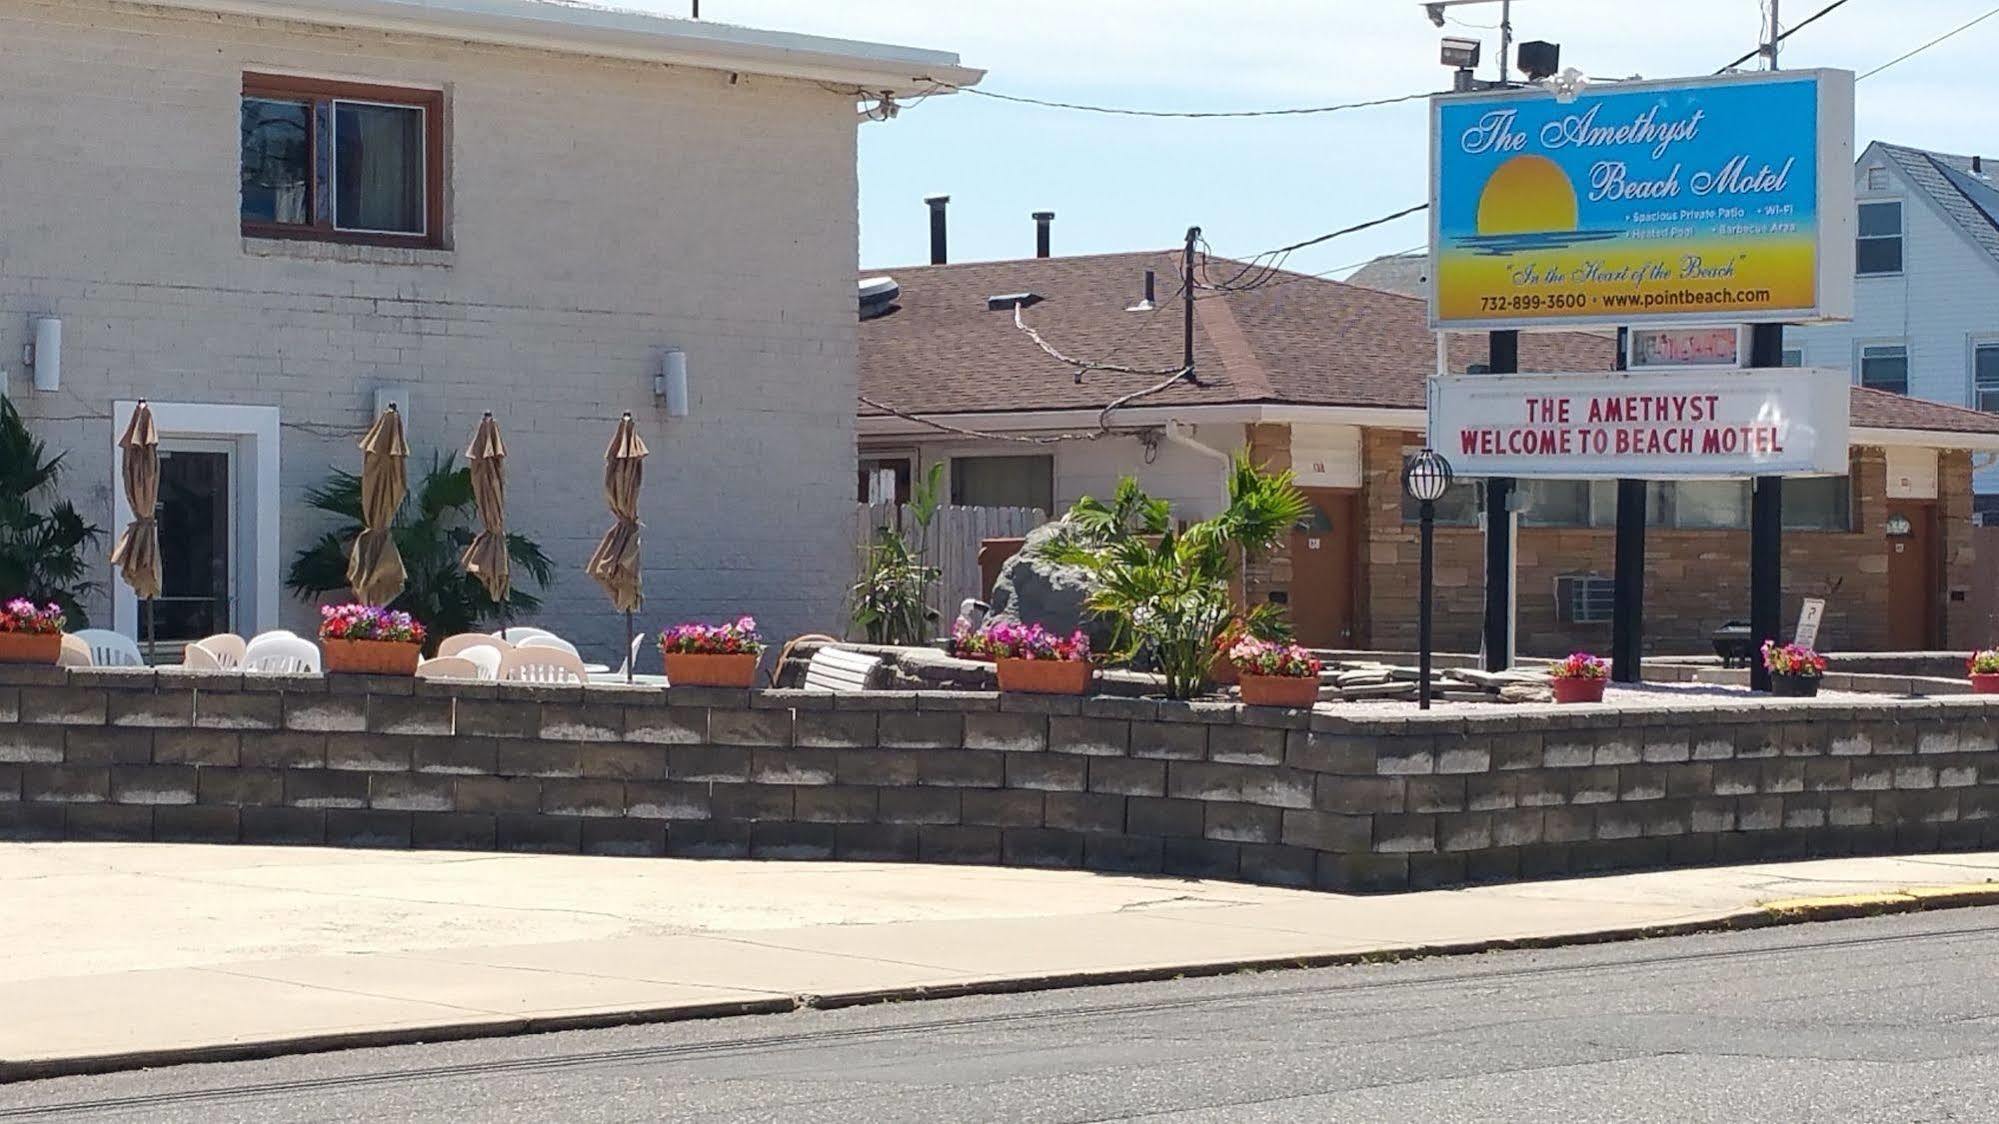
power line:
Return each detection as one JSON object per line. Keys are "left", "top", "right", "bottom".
{"left": 1195, "top": 203, "right": 1431, "bottom": 293}
{"left": 1714, "top": 0, "right": 1853, "bottom": 72}
{"left": 1859, "top": 5, "right": 1999, "bottom": 80}
{"left": 915, "top": 77, "right": 1432, "bottom": 119}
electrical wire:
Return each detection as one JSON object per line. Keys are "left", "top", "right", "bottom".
{"left": 914, "top": 77, "right": 1432, "bottom": 120}
{"left": 1012, "top": 297, "right": 1186, "bottom": 378}
{"left": 1195, "top": 203, "right": 1431, "bottom": 293}
{"left": 1714, "top": 0, "right": 1853, "bottom": 72}
{"left": 858, "top": 363, "right": 1191, "bottom": 446}
{"left": 1858, "top": 4, "right": 1999, "bottom": 80}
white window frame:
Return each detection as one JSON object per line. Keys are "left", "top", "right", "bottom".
{"left": 1855, "top": 339, "right": 1910, "bottom": 395}
{"left": 111, "top": 402, "right": 281, "bottom": 641}
{"left": 330, "top": 97, "right": 430, "bottom": 238}
{"left": 1855, "top": 198, "right": 1903, "bottom": 277}
{"left": 1972, "top": 336, "right": 1999, "bottom": 413}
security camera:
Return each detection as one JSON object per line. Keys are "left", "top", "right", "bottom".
{"left": 1426, "top": 3, "right": 1447, "bottom": 27}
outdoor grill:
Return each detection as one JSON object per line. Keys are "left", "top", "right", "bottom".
{"left": 1712, "top": 621, "right": 1757, "bottom": 668}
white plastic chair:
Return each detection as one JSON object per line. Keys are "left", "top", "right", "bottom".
{"left": 242, "top": 632, "right": 322, "bottom": 674}
{"left": 498, "top": 646, "right": 587, "bottom": 684}
{"left": 517, "top": 633, "right": 581, "bottom": 658}
{"left": 439, "top": 633, "right": 514, "bottom": 659}
{"left": 416, "top": 656, "right": 482, "bottom": 680}
{"left": 181, "top": 644, "right": 222, "bottom": 670}
{"left": 455, "top": 644, "right": 503, "bottom": 681}
{"left": 73, "top": 629, "right": 145, "bottom": 668}
{"left": 496, "top": 627, "right": 556, "bottom": 644}
{"left": 58, "top": 634, "right": 93, "bottom": 668}
{"left": 613, "top": 633, "right": 647, "bottom": 678}
{"left": 194, "top": 634, "right": 247, "bottom": 669}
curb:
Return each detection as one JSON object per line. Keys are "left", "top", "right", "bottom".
{"left": 6, "top": 881, "right": 1996, "bottom": 1085}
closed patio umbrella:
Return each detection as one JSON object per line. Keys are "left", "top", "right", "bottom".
{"left": 347, "top": 405, "right": 409, "bottom": 607}
{"left": 109, "top": 400, "right": 161, "bottom": 663}
{"left": 461, "top": 412, "right": 510, "bottom": 609}
{"left": 584, "top": 412, "right": 647, "bottom": 681}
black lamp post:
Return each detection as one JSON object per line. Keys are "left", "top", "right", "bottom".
{"left": 1404, "top": 449, "right": 1455, "bottom": 710}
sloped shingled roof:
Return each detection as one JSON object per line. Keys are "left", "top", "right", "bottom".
{"left": 1876, "top": 142, "right": 1999, "bottom": 270}
{"left": 858, "top": 251, "right": 1999, "bottom": 438}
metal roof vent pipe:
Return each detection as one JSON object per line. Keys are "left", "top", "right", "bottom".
{"left": 1975, "top": 155, "right": 1987, "bottom": 178}
{"left": 925, "top": 195, "right": 949, "bottom": 264}
{"left": 1126, "top": 269, "right": 1157, "bottom": 313}
{"left": 1033, "top": 211, "right": 1054, "bottom": 258}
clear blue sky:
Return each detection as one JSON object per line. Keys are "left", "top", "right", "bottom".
{"left": 633, "top": 1, "right": 1997, "bottom": 275}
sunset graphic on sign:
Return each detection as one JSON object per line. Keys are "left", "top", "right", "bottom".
{"left": 1455, "top": 153, "right": 1619, "bottom": 255}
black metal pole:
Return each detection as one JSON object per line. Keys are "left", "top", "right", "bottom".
{"left": 1483, "top": 329, "right": 1518, "bottom": 671}
{"left": 145, "top": 597, "right": 156, "bottom": 667}
{"left": 1183, "top": 226, "right": 1200, "bottom": 383}
{"left": 1610, "top": 327, "right": 1646, "bottom": 684}
{"left": 1748, "top": 323, "right": 1785, "bottom": 691}
{"left": 1419, "top": 499, "right": 1436, "bottom": 710}
{"left": 625, "top": 609, "right": 635, "bottom": 684}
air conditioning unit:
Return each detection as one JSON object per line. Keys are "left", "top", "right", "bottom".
{"left": 1554, "top": 573, "right": 1616, "bottom": 624}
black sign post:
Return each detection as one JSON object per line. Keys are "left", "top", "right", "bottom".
{"left": 1610, "top": 327, "right": 1646, "bottom": 683}
{"left": 1748, "top": 323, "right": 1785, "bottom": 692}
{"left": 1482, "top": 329, "right": 1518, "bottom": 672}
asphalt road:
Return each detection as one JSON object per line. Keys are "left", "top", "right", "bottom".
{"left": 6, "top": 908, "right": 1998, "bottom": 1123}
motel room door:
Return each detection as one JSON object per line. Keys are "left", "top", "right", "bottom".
{"left": 1289, "top": 489, "right": 1359, "bottom": 649}
{"left": 1885, "top": 499, "right": 1941, "bottom": 650}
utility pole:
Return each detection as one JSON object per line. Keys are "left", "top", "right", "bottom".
{"left": 1760, "top": 0, "right": 1780, "bottom": 69}
{"left": 1184, "top": 226, "right": 1200, "bottom": 383}
{"left": 1748, "top": 0, "right": 1786, "bottom": 692}
{"left": 1498, "top": 0, "right": 1513, "bottom": 84}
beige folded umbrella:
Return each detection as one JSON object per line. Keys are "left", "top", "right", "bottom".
{"left": 461, "top": 412, "right": 510, "bottom": 607}
{"left": 584, "top": 413, "right": 648, "bottom": 679}
{"left": 347, "top": 405, "right": 409, "bottom": 606}
{"left": 109, "top": 400, "right": 161, "bottom": 662}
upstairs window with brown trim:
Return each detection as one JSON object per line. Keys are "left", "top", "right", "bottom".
{"left": 240, "top": 75, "right": 444, "bottom": 247}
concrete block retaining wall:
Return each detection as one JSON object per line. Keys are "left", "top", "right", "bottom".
{"left": 3, "top": 665, "right": 1998, "bottom": 891}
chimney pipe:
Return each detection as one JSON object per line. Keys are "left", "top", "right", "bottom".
{"left": 924, "top": 195, "right": 949, "bottom": 265}
{"left": 1144, "top": 270, "right": 1156, "bottom": 304}
{"left": 1032, "top": 211, "right": 1054, "bottom": 258}
{"left": 1976, "top": 155, "right": 1986, "bottom": 175}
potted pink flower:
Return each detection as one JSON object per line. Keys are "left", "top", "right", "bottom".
{"left": 962, "top": 620, "right": 1093, "bottom": 695}
{"left": 0, "top": 599, "right": 65, "bottom": 664}
{"left": 659, "top": 616, "right": 765, "bottom": 688}
{"left": 1548, "top": 652, "right": 1610, "bottom": 704}
{"left": 1226, "top": 638, "right": 1322, "bottom": 708}
{"left": 319, "top": 604, "right": 426, "bottom": 675}
{"left": 1970, "top": 649, "right": 1999, "bottom": 695}
{"left": 1762, "top": 640, "right": 1826, "bottom": 698}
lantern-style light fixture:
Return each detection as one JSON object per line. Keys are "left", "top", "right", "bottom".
{"left": 1403, "top": 448, "right": 1455, "bottom": 711}
{"left": 1403, "top": 448, "right": 1455, "bottom": 503}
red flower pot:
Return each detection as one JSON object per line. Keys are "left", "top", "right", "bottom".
{"left": 664, "top": 652, "right": 759, "bottom": 688}
{"left": 997, "top": 657, "right": 1092, "bottom": 695}
{"left": 1550, "top": 677, "right": 1606, "bottom": 704}
{"left": 1971, "top": 673, "right": 1999, "bottom": 695}
{"left": 0, "top": 632, "right": 61, "bottom": 665}
{"left": 1238, "top": 673, "right": 1319, "bottom": 708}
{"left": 322, "top": 638, "right": 421, "bottom": 676}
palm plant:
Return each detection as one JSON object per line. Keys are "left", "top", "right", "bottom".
{"left": 0, "top": 397, "right": 102, "bottom": 624}
{"left": 850, "top": 463, "right": 944, "bottom": 645}
{"left": 1049, "top": 452, "right": 1309, "bottom": 699}
{"left": 286, "top": 452, "right": 553, "bottom": 650}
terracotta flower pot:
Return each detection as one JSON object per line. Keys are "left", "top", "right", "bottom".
{"left": 996, "top": 657, "right": 1092, "bottom": 695}
{"left": 1972, "top": 672, "right": 1999, "bottom": 695}
{"left": 1237, "top": 673, "right": 1319, "bottom": 708}
{"left": 664, "top": 651, "right": 759, "bottom": 688}
{"left": 1770, "top": 672, "right": 1820, "bottom": 698}
{"left": 1550, "top": 677, "right": 1607, "bottom": 704}
{"left": 0, "top": 632, "right": 61, "bottom": 665}
{"left": 321, "top": 637, "right": 421, "bottom": 676}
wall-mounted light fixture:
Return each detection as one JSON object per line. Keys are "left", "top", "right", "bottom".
{"left": 1885, "top": 514, "right": 1914, "bottom": 537}
{"left": 25, "top": 317, "right": 60, "bottom": 392}
{"left": 655, "top": 349, "right": 689, "bottom": 417}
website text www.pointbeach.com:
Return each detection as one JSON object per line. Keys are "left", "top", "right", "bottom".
{"left": 1601, "top": 286, "right": 1773, "bottom": 309}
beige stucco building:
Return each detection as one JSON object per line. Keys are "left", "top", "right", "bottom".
{"left": 3, "top": 0, "right": 977, "bottom": 658}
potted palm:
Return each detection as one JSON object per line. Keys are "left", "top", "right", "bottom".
{"left": 1227, "top": 637, "right": 1322, "bottom": 708}
{"left": 1762, "top": 640, "right": 1826, "bottom": 698}
{"left": 961, "top": 620, "right": 1093, "bottom": 695}
{"left": 660, "top": 616, "right": 764, "bottom": 688}
{"left": 0, "top": 599, "right": 65, "bottom": 664}
{"left": 1970, "top": 649, "right": 1999, "bottom": 695}
{"left": 320, "top": 604, "right": 426, "bottom": 675}
{"left": 1548, "top": 652, "right": 1610, "bottom": 704}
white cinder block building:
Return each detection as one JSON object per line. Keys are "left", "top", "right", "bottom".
{"left": 1, "top": 0, "right": 978, "bottom": 658}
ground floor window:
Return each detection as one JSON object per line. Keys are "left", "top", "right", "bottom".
{"left": 858, "top": 456, "right": 913, "bottom": 505}
{"left": 950, "top": 455, "right": 1053, "bottom": 512}
{"left": 1975, "top": 342, "right": 1999, "bottom": 413}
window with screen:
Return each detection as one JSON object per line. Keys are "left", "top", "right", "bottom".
{"left": 241, "top": 74, "right": 443, "bottom": 246}
{"left": 1976, "top": 343, "right": 1999, "bottom": 413}
{"left": 1856, "top": 200, "right": 1902, "bottom": 275}
{"left": 1859, "top": 344, "right": 1910, "bottom": 395}
{"left": 950, "top": 455, "right": 1053, "bottom": 512}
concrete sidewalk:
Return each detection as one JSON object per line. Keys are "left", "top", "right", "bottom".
{"left": 5, "top": 843, "right": 1999, "bottom": 1080}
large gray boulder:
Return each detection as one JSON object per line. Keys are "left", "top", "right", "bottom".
{"left": 984, "top": 520, "right": 1118, "bottom": 652}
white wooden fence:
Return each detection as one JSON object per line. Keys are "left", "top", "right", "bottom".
{"left": 851, "top": 503, "right": 1047, "bottom": 633}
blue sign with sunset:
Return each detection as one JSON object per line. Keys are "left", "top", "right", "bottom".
{"left": 1432, "top": 72, "right": 1829, "bottom": 327}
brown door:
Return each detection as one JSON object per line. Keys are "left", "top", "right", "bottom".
{"left": 1885, "top": 499, "right": 1940, "bottom": 650}
{"left": 1289, "top": 489, "right": 1358, "bottom": 649}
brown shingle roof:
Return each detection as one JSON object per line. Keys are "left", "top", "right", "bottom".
{"left": 858, "top": 251, "right": 1999, "bottom": 438}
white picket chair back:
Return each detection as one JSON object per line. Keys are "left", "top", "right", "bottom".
{"left": 440, "top": 633, "right": 514, "bottom": 659}
{"left": 456, "top": 644, "right": 504, "bottom": 681}
{"left": 614, "top": 633, "right": 647, "bottom": 678}
{"left": 243, "top": 632, "right": 322, "bottom": 674}
{"left": 180, "top": 644, "right": 222, "bottom": 671}
{"left": 73, "top": 629, "right": 144, "bottom": 668}
{"left": 195, "top": 634, "right": 247, "bottom": 669}
{"left": 496, "top": 627, "right": 555, "bottom": 645}
{"left": 58, "top": 634, "right": 93, "bottom": 668}
{"left": 517, "top": 634, "right": 581, "bottom": 658}
{"left": 802, "top": 648, "right": 884, "bottom": 693}
{"left": 416, "top": 656, "right": 482, "bottom": 680}
{"left": 499, "top": 646, "right": 586, "bottom": 684}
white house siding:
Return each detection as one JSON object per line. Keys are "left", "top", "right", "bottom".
{"left": 0, "top": 0, "right": 859, "bottom": 657}
{"left": 1789, "top": 154, "right": 1999, "bottom": 495}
